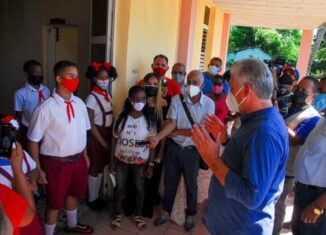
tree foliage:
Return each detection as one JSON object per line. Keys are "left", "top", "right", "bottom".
{"left": 228, "top": 26, "right": 302, "bottom": 64}
{"left": 310, "top": 33, "right": 326, "bottom": 76}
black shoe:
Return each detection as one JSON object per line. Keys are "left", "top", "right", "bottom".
{"left": 154, "top": 211, "right": 170, "bottom": 227}
{"left": 87, "top": 199, "right": 103, "bottom": 211}
{"left": 184, "top": 216, "right": 195, "bottom": 232}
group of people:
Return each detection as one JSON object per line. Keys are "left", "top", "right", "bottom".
{"left": 0, "top": 53, "right": 325, "bottom": 235}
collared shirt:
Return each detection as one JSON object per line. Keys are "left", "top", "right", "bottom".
{"left": 204, "top": 107, "right": 289, "bottom": 235}
{"left": 202, "top": 72, "right": 230, "bottom": 95}
{"left": 294, "top": 117, "right": 326, "bottom": 187}
{"left": 0, "top": 151, "right": 36, "bottom": 188}
{"left": 85, "top": 92, "right": 113, "bottom": 127}
{"left": 166, "top": 92, "right": 215, "bottom": 147}
{"left": 27, "top": 91, "right": 91, "bottom": 157}
{"left": 14, "top": 83, "right": 51, "bottom": 127}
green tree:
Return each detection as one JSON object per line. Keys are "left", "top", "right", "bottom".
{"left": 228, "top": 26, "right": 302, "bottom": 64}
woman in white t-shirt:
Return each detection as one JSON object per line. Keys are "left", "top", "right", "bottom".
{"left": 110, "top": 85, "right": 157, "bottom": 231}
{"left": 85, "top": 63, "right": 115, "bottom": 210}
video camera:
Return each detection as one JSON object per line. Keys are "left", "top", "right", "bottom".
{"left": 0, "top": 122, "right": 18, "bottom": 158}
{"left": 263, "top": 58, "right": 286, "bottom": 78}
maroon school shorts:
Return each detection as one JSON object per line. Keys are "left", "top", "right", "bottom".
{"left": 42, "top": 153, "right": 88, "bottom": 210}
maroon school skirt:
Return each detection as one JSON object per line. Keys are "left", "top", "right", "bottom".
{"left": 20, "top": 212, "right": 44, "bottom": 235}
{"left": 87, "top": 125, "right": 112, "bottom": 174}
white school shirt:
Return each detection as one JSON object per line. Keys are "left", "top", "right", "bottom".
{"left": 14, "top": 83, "right": 51, "bottom": 127}
{"left": 0, "top": 151, "right": 36, "bottom": 188}
{"left": 27, "top": 91, "right": 91, "bottom": 157}
{"left": 85, "top": 92, "right": 113, "bottom": 127}
{"left": 113, "top": 115, "right": 156, "bottom": 164}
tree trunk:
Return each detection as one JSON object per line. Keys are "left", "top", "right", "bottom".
{"left": 307, "top": 23, "right": 326, "bottom": 74}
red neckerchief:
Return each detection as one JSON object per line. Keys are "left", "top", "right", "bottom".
{"left": 92, "top": 85, "right": 110, "bottom": 102}
{"left": 38, "top": 90, "right": 45, "bottom": 103}
{"left": 64, "top": 100, "right": 75, "bottom": 123}
{"left": 50, "top": 93, "right": 75, "bottom": 123}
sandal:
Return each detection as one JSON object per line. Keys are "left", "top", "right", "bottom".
{"left": 133, "top": 216, "right": 146, "bottom": 230}
{"left": 111, "top": 215, "right": 122, "bottom": 230}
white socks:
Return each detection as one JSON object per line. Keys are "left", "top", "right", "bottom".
{"left": 88, "top": 175, "right": 98, "bottom": 202}
{"left": 95, "top": 173, "right": 103, "bottom": 199}
{"left": 88, "top": 174, "right": 103, "bottom": 202}
{"left": 45, "top": 223, "right": 56, "bottom": 235}
{"left": 66, "top": 208, "right": 78, "bottom": 228}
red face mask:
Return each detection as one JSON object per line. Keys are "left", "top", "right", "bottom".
{"left": 153, "top": 67, "right": 167, "bottom": 77}
{"left": 61, "top": 78, "right": 79, "bottom": 93}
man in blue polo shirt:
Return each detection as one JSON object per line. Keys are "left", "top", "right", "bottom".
{"left": 202, "top": 57, "right": 230, "bottom": 95}
{"left": 192, "top": 58, "right": 289, "bottom": 235}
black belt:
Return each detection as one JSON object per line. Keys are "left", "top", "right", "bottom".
{"left": 297, "top": 182, "right": 326, "bottom": 192}
{"left": 167, "top": 138, "right": 196, "bottom": 150}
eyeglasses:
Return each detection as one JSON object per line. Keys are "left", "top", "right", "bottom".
{"left": 172, "top": 71, "right": 185, "bottom": 75}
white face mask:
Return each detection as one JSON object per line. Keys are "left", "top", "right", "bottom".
{"left": 95, "top": 79, "right": 110, "bottom": 90}
{"left": 208, "top": 65, "right": 221, "bottom": 75}
{"left": 187, "top": 85, "right": 201, "bottom": 98}
{"left": 132, "top": 102, "right": 145, "bottom": 111}
{"left": 226, "top": 86, "right": 247, "bottom": 113}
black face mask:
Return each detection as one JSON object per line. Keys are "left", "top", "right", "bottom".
{"left": 292, "top": 89, "right": 308, "bottom": 107}
{"left": 279, "top": 74, "right": 294, "bottom": 86}
{"left": 28, "top": 75, "right": 44, "bottom": 85}
{"left": 145, "top": 86, "right": 158, "bottom": 97}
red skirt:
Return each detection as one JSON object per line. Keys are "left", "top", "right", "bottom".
{"left": 20, "top": 212, "right": 44, "bottom": 235}
{"left": 87, "top": 125, "right": 112, "bottom": 174}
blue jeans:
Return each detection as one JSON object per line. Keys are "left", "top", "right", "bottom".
{"left": 291, "top": 182, "right": 326, "bottom": 235}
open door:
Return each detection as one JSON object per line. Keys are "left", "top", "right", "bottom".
{"left": 42, "top": 25, "right": 78, "bottom": 89}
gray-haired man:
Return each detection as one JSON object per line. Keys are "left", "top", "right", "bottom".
{"left": 149, "top": 70, "right": 215, "bottom": 232}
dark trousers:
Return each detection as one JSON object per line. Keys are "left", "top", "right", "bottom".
{"left": 162, "top": 141, "right": 200, "bottom": 216}
{"left": 291, "top": 182, "right": 326, "bottom": 235}
{"left": 113, "top": 159, "right": 146, "bottom": 216}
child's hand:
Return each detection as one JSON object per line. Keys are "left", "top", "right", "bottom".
{"left": 10, "top": 142, "right": 24, "bottom": 173}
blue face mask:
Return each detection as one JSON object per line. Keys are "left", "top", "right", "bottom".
{"left": 208, "top": 65, "right": 220, "bottom": 75}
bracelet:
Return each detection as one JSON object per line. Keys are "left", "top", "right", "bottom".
{"left": 148, "top": 162, "right": 155, "bottom": 167}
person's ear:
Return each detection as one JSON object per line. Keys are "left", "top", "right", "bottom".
{"left": 166, "top": 65, "right": 169, "bottom": 71}
{"left": 55, "top": 75, "right": 62, "bottom": 84}
{"left": 243, "top": 83, "right": 252, "bottom": 96}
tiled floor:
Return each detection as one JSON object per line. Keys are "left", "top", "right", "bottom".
{"left": 53, "top": 194, "right": 294, "bottom": 235}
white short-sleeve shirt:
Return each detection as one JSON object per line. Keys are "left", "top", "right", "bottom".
{"left": 85, "top": 92, "right": 113, "bottom": 127}
{"left": 14, "top": 83, "right": 51, "bottom": 127}
{"left": 27, "top": 91, "right": 91, "bottom": 157}
{"left": 114, "top": 115, "right": 156, "bottom": 164}
{"left": 0, "top": 151, "right": 37, "bottom": 188}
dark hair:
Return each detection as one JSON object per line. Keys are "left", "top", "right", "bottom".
{"left": 210, "top": 57, "right": 222, "bottom": 65}
{"left": 223, "top": 70, "right": 231, "bottom": 82}
{"left": 114, "top": 86, "right": 157, "bottom": 134}
{"left": 320, "top": 75, "right": 326, "bottom": 82}
{"left": 85, "top": 63, "right": 118, "bottom": 80}
{"left": 54, "top": 60, "right": 77, "bottom": 77}
{"left": 143, "top": 73, "right": 159, "bottom": 84}
{"left": 153, "top": 54, "right": 168, "bottom": 64}
{"left": 302, "top": 76, "right": 319, "bottom": 93}
{"left": 212, "top": 74, "right": 224, "bottom": 85}
{"left": 23, "top": 60, "right": 42, "bottom": 73}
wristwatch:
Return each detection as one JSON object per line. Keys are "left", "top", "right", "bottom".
{"left": 148, "top": 162, "right": 155, "bottom": 167}
{"left": 312, "top": 203, "right": 323, "bottom": 215}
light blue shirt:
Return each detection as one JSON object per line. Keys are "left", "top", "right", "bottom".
{"left": 166, "top": 93, "right": 215, "bottom": 147}
{"left": 294, "top": 117, "right": 326, "bottom": 187}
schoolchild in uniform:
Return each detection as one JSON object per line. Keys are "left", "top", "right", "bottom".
{"left": 0, "top": 115, "right": 43, "bottom": 235}
{"left": 14, "top": 60, "right": 50, "bottom": 149}
{"left": 85, "top": 62, "right": 114, "bottom": 210}
{"left": 27, "top": 60, "right": 93, "bottom": 235}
